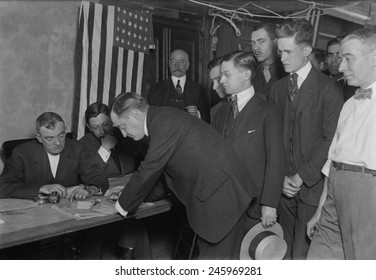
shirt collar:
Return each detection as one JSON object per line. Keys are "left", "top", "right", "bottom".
{"left": 293, "top": 61, "right": 312, "bottom": 82}
{"left": 143, "top": 110, "right": 149, "bottom": 137}
{"left": 171, "top": 75, "right": 186, "bottom": 87}
{"left": 231, "top": 86, "right": 255, "bottom": 111}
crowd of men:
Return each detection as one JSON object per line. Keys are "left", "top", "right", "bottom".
{"left": 1, "top": 18, "right": 375, "bottom": 260}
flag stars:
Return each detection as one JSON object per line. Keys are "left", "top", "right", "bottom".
{"left": 135, "top": 14, "right": 138, "bottom": 19}
{"left": 123, "top": 19, "right": 126, "bottom": 24}
{"left": 122, "top": 29, "right": 125, "bottom": 34}
{"left": 128, "top": 22, "right": 132, "bottom": 27}
{"left": 133, "top": 23, "right": 137, "bottom": 29}
{"left": 129, "top": 12, "right": 133, "bottom": 17}
{"left": 123, "top": 9, "right": 126, "bottom": 14}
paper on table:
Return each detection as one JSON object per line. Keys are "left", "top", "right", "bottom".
{"left": 0, "top": 199, "right": 39, "bottom": 212}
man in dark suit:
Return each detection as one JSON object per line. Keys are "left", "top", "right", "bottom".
{"left": 109, "top": 92, "right": 257, "bottom": 259}
{"left": 211, "top": 50, "right": 285, "bottom": 231}
{"left": 269, "top": 19, "right": 343, "bottom": 259}
{"left": 0, "top": 112, "right": 108, "bottom": 200}
{"left": 147, "top": 49, "right": 210, "bottom": 122}
{"left": 79, "top": 102, "right": 168, "bottom": 260}
{"left": 322, "top": 38, "right": 357, "bottom": 102}
{"left": 251, "top": 22, "right": 287, "bottom": 100}
{"left": 79, "top": 102, "right": 136, "bottom": 178}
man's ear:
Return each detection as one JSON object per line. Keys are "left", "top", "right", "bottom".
{"left": 86, "top": 123, "right": 92, "bottom": 132}
{"left": 36, "top": 133, "right": 42, "bottom": 143}
{"left": 303, "top": 45, "right": 313, "bottom": 57}
{"left": 244, "top": 69, "right": 252, "bottom": 81}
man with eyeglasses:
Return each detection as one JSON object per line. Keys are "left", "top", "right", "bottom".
{"left": 323, "top": 38, "right": 357, "bottom": 102}
{"left": 0, "top": 112, "right": 108, "bottom": 200}
{"left": 147, "top": 49, "right": 210, "bottom": 122}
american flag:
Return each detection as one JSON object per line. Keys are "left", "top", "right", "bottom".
{"left": 73, "top": 1, "right": 153, "bottom": 139}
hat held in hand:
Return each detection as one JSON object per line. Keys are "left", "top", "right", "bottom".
{"left": 240, "top": 222, "right": 287, "bottom": 260}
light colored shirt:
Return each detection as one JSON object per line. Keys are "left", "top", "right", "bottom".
{"left": 47, "top": 153, "right": 60, "bottom": 178}
{"left": 98, "top": 146, "right": 111, "bottom": 163}
{"left": 171, "top": 75, "right": 186, "bottom": 93}
{"left": 293, "top": 61, "right": 312, "bottom": 89}
{"left": 115, "top": 110, "right": 149, "bottom": 218}
{"left": 232, "top": 86, "right": 255, "bottom": 112}
{"left": 322, "top": 80, "right": 376, "bottom": 176}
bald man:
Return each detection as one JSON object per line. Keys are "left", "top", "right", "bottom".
{"left": 147, "top": 49, "right": 210, "bottom": 122}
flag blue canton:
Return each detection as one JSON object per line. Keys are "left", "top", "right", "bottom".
{"left": 114, "top": 7, "right": 153, "bottom": 54}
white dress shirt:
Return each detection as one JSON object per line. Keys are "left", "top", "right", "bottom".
{"left": 47, "top": 153, "right": 60, "bottom": 178}
{"left": 322, "top": 80, "right": 376, "bottom": 176}
{"left": 232, "top": 86, "right": 255, "bottom": 112}
{"left": 171, "top": 75, "right": 186, "bottom": 93}
{"left": 98, "top": 146, "right": 111, "bottom": 163}
{"left": 293, "top": 61, "right": 312, "bottom": 89}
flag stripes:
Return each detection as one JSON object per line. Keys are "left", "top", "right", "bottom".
{"left": 73, "top": 1, "right": 146, "bottom": 139}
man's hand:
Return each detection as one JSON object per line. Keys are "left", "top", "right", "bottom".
{"left": 261, "top": 206, "right": 277, "bottom": 228}
{"left": 282, "top": 175, "right": 301, "bottom": 198}
{"left": 106, "top": 188, "right": 122, "bottom": 201}
{"left": 69, "top": 187, "right": 90, "bottom": 201}
{"left": 101, "top": 134, "right": 117, "bottom": 151}
{"left": 307, "top": 212, "right": 320, "bottom": 240}
{"left": 39, "top": 184, "right": 66, "bottom": 198}
{"left": 185, "top": 105, "right": 199, "bottom": 117}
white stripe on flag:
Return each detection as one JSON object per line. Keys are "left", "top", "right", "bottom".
{"left": 116, "top": 47, "right": 124, "bottom": 97}
{"left": 89, "top": 3, "right": 103, "bottom": 105}
{"left": 136, "top": 52, "right": 144, "bottom": 94}
{"left": 126, "top": 50, "right": 134, "bottom": 92}
{"left": 102, "top": 5, "right": 114, "bottom": 105}
{"left": 77, "top": 1, "right": 90, "bottom": 140}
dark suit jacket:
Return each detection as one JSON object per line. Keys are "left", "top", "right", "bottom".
{"left": 79, "top": 129, "right": 136, "bottom": 178}
{"left": 211, "top": 93, "right": 285, "bottom": 217}
{"left": 147, "top": 78, "right": 210, "bottom": 123}
{"left": 0, "top": 138, "right": 109, "bottom": 199}
{"left": 253, "top": 60, "right": 287, "bottom": 100}
{"left": 269, "top": 66, "right": 343, "bottom": 206}
{"left": 117, "top": 106, "right": 257, "bottom": 243}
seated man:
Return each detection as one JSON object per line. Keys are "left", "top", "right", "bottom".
{"left": 79, "top": 102, "right": 136, "bottom": 178}
{"left": 0, "top": 112, "right": 108, "bottom": 200}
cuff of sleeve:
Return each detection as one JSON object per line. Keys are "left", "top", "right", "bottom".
{"left": 115, "top": 201, "right": 128, "bottom": 217}
{"left": 196, "top": 110, "right": 201, "bottom": 119}
{"left": 321, "top": 159, "right": 331, "bottom": 177}
{"left": 98, "top": 146, "right": 111, "bottom": 163}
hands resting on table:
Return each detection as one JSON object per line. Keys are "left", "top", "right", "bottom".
{"left": 39, "top": 184, "right": 102, "bottom": 201}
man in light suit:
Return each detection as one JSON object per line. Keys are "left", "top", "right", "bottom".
{"left": 0, "top": 112, "right": 108, "bottom": 200}
{"left": 269, "top": 19, "right": 343, "bottom": 259}
{"left": 110, "top": 92, "right": 257, "bottom": 259}
{"left": 211, "top": 50, "right": 285, "bottom": 231}
{"left": 147, "top": 49, "right": 210, "bottom": 122}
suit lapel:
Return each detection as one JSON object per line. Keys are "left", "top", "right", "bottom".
{"left": 33, "top": 147, "right": 55, "bottom": 183}
{"left": 295, "top": 67, "right": 317, "bottom": 119}
{"left": 234, "top": 94, "right": 262, "bottom": 138}
{"left": 54, "top": 141, "right": 73, "bottom": 183}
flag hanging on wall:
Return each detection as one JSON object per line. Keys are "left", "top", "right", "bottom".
{"left": 73, "top": 1, "right": 154, "bottom": 139}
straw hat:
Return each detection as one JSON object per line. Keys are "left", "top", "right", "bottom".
{"left": 239, "top": 222, "right": 287, "bottom": 260}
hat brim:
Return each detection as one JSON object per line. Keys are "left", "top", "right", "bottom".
{"left": 239, "top": 222, "right": 286, "bottom": 260}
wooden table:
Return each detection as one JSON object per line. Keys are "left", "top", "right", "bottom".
{"left": 0, "top": 196, "right": 176, "bottom": 250}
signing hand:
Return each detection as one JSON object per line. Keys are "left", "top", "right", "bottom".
{"left": 106, "top": 188, "right": 122, "bottom": 201}
{"left": 261, "top": 206, "right": 277, "bottom": 228}
{"left": 39, "top": 184, "right": 66, "bottom": 198}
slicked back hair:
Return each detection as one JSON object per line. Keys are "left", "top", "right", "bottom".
{"left": 221, "top": 50, "right": 258, "bottom": 81}
{"left": 252, "top": 22, "right": 277, "bottom": 41}
{"left": 111, "top": 92, "right": 148, "bottom": 117}
{"left": 85, "top": 102, "right": 109, "bottom": 123}
{"left": 276, "top": 19, "right": 314, "bottom": 47}
{"left": 342, "top": 27, "right": 376, "bottom": 53}
{"left": 35, "top": 112, "right": 65, "bottom": 133}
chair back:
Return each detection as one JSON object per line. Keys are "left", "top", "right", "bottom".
{"left": 1, "top": 132, "right": 73, "bottom": 161}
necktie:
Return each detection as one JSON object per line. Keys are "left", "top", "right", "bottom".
{"left": 176, "top": 80, "right": 183, "bottom": 94}
{"left": 230, "top": 94, "right": 239, "bottom": 118}
{"left": 354, "top": 88, "right": 372, "bottom": 100}
{"left": 263, "top": 65, "right": 271, "bottom": 83}
{"left": 288, "top": 73, "right": 299, "bottom": 101}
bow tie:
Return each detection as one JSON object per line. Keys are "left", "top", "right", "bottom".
{"left": 354, "top": 88, "right": 372, "bottom": 100}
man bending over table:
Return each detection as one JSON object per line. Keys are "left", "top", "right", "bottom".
{"left": 0, "top": 112, "right": 108, "bottom": 200}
